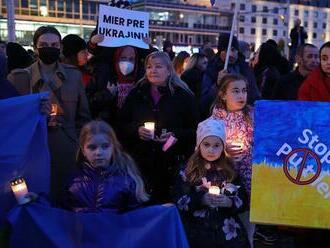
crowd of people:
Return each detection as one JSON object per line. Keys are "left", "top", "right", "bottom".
{"left": 1, "top": 15, "right": 330, "bottom": 247}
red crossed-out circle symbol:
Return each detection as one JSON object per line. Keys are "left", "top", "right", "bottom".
{"left": 283, "top": 148, "right": 321, "bottom": 185}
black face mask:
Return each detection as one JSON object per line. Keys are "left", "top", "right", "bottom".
{"left": 38, "top": 47, "right": 60, "bottom": 65}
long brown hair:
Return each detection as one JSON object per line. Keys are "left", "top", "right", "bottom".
{"left": 211, "top": 73, "right": 252, "bottom": 124}
{"left": 77, "top": 121, "right": 149, "bottom": 203}
{"left": 185, "top": 147, "right": 235, "bottom": 185}
{"left": 173, "top": 51, "right": 190, "bottom": 76}
{"left": 184, "top": 53, "right": 207, "bottom": 71}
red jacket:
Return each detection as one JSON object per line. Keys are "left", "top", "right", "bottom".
{"left": 298, "top": 68, "right": 330, "bottom": 101}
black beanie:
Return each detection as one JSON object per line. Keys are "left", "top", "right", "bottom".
{"left": 62, "top": 34, "right": 87, "bottom": 58}
{"left": 217, "top": 33, "right": 239, "bottom": 52}
{"left": 6, "top": 42, "right": 33, "bottom": 73}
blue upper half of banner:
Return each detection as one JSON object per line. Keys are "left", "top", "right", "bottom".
{"left": 253, "top": 100, "right": 330, "bottom": 173}
{"left": 0, "top": 93, "right": 50, "bottom": 227}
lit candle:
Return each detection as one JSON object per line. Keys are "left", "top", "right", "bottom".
{"left": 208, "top": 186, "right": 220, "bottom": 195}
{"left": 230, "top": 141, "right": 244, "bottom": 151}
{"left": 144, "top": 122, "right": 155, "bottom": 139}
{"left": 10, "top": 177, "right": 30, "bottom": 205}
{"left": 48, "top": 104, "right": 59, "bottom": 127}
{"left": 50, "top": 104, "right": 58, "bottom": 116}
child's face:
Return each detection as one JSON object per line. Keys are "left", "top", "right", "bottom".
{"left": 221, "top": 80, "right": 247, "bottom": 112}
{"left": 83, "top": 134, "right": 112, "bottom": 168}
{"left": 200, "top": 136, "right": 224, "bottom": 162}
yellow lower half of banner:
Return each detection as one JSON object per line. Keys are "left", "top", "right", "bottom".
{"left": 250, "top": 164, "right": 330, "bottom": 229}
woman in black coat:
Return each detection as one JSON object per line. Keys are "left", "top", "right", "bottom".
{"left": 118, "top": 51, "right": 199, "bottom": 204}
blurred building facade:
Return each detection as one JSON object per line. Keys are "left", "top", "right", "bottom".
{"left": 0, "top": 0, "right": 330, "bottom": 51}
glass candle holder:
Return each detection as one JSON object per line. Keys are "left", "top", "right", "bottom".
{"left": 10, "top": 177, "right": 30, "bottom": 205}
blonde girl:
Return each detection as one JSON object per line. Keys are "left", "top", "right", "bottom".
{"left": 64, "top": 120, "right": 148, "bottom": 212}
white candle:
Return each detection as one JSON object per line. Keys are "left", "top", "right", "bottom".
{"left": 144, "top": 122, "right": 155, "bottom": 139}
{"left": 208, "top": 186, "right": 220, "bottom": 195}
{"left": 10, "top": 178, "right": 30, "bottom": 205}
{"left": 230, "top": 141, "right": 244, "bottom": 151}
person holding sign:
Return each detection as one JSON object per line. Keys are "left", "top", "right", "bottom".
{"left": 85, "top": 4, "right": 156, "bottom": 125}
{"left": 174, "top": 118, "right": 249, "bottom": 248}
{"left": 211, "top": 74, "right": 255, "bottom": 247}
{"left": 86, "top": 40, "right": 153, "bottom": 126}
{"left": 118, "top": 51, "right": 198, "bottom": 204}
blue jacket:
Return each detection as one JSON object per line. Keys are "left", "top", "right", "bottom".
{"left": 64, "top": 162, "right": 140, "bottom": 213}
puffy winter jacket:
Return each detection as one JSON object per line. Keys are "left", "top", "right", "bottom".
{"left": 64, "top": 162, "right": 140, "bottom": 213}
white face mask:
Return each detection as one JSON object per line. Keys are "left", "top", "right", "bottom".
{"left": 118, "top": 61, "right": 134, "bottom": 76}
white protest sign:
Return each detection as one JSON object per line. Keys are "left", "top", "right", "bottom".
{"left": 97, "top": 5, "right": 149, "bottom": 49}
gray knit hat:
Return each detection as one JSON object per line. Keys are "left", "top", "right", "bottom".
{"left": 196, "top": 118, "right": 226, "bottom": 149}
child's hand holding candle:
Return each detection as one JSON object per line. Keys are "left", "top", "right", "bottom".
{"left": 203, "top": 186, "right": 222, "bottom": 208}
{"left": 226, "top": 140, "right": 244, "bottom": 161}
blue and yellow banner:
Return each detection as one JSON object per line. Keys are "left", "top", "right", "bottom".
{"left": 251, "top": 101, "right": 330, "bottom": 229}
